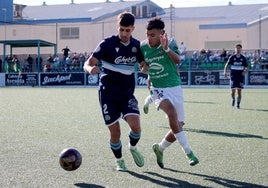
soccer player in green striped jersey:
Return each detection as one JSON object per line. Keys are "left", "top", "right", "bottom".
{"left": 140, "top": 17, "right": 199, "bottom": 168}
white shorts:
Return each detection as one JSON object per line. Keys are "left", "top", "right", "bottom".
{"left": 151, "top": 85, "right": 185, "bottom": 122}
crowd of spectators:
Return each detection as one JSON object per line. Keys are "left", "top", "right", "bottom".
{"left": 187, "top": 48, "right": 231, "bottom": 69}
{"left": 41, "top": 51, "right": 91, "bottom": 72}
{"left": 1, "top": 47, "right": 267, "bottom": 73}
{"left": 0, "top": 51, "right": 92, "bottom": 73}
{"left": 185, "top": 48, "right": 268, "bottom": 70}
{"left": 248, "top": 49, "right": 268, "bottom": 70}
{"left": 4, "top": 55, "right": 21, "bottom": 73}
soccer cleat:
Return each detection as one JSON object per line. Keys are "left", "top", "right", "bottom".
{"left": 116, "top": 158, "right": 128, "bottom": 171}
{"left": 143, "top": 104, "right": 149, "bottom": 114}
{"left": 232, "top": 99, "right": 235, "bottom": 107}
{"left": 143, "top": 95, "right": 152, "bottom": 114}
{"left": 130, "top": 147, "right": 144, "bottom": 167}
{"left": 186, "top": 151, "right": 199, "bottom": 166}
{"left": 237, "top": 102, "right": 240, "bottom": 109}
{"left": 152, "top": 143, "right": 164, "bottom": 168}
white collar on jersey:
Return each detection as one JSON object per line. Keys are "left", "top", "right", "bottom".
{"left": 120, "top": 40, "right": 130, "bottom": 46}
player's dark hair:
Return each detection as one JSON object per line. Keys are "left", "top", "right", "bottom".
{"left": 235, "top": 43, "right": 242, "bottom": 48}
{"left": 146, "top": 17, "right": 165, "bottom": 30}
{"left": 117, "top": 11, "right": 135, "bottom": 26}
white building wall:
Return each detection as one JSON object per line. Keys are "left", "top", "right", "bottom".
{"left": 247, "top": 18, "right": 268, "bottom": 50}
{"left": 0, "top": 17, "right": 267, "bottom": 57}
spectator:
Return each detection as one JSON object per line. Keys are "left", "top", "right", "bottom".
{"left": 44, "top": 55, "right": 53, "bottom": 72}
{"left": 220, "top": 48, "right": 227, "bottom": 61}
{"left": 6, "top": 55, "right": 21, "bottom": 73}
{"left": 226, "top": 50, "right": 232, "bottom": 60}
{"left": 52, "top": 55, "right": 61, "bottom": 72}
{"left": 79, "top": 53, "right": 86, "bottom": 70}
{"left": 36, "top": 56, "right": 43, "bottom": 71}
{"left": 243, "top": 51, "right": 252, "bottom": 62}
{"left": 209, "top": 50, "right": 221, "bottom": 62}
{"left": 26, "top": 54, "right": 34, "bottom": 72}
{"left": 0, "top": 56, "right": 2, "bottom": 72}
{"left": 260, "top": 50, "right": 268, "bottom": 70}
{"left": 253, "top": 50, "right": 261, "bottom": 62}
{"left": 71, "top": 52, "right": 80, "bottom": 71}
{"left": 191, "top": 51, "right": 199, "bottom": 68}
{"left": 199, "top": 49, "right": 208, "bottom": 63}
{"left": 62, "top": 46, "right": 71, "bottom": 61}
{"left": 251, "top": 50, "right": 261, "bottom": 70}
{"left": 179, "top": 41, "right": 187, "bottom": 61}
{"left": 191, "top": 51, "right": 199, "bottom": 61}
{"left": 206, "top": 49, "right": 213, "bottom": 62}
{"left": 64, "top": 56, "right": 72, "bottom": 72}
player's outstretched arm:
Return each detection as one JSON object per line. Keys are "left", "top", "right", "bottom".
{"left": 140, "top": 61, "right": 149, "bottom": 74}
{"left": 160, "top": 33, "right": 180, "bottom": 64}
{"left": 83, "top": 56, "right": 100, "bottom": 75}
{"left": 223, "top": 63, "right": 229, "bottom": 78}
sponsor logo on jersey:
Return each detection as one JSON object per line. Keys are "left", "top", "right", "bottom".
{"left": 114, "top": 56, "right": 137, "bottom": 64}
{"left": 132, "top": 47, "right": 137, "bottom": 53}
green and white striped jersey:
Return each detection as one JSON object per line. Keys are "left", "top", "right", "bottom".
{"left": 140, "top": 38, "right": 181, "bottom": 88}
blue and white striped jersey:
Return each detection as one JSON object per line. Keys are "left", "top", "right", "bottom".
{"left": 227, "top": 54, "right": 248, "bottom": 77}
{"left": 92, "top": 35, "right": 144, "bottom": 93}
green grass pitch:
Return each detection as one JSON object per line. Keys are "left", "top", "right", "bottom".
{"left": 0, "top": 87, "right": 267, "bottom": 187}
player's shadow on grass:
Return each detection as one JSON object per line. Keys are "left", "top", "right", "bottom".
{"left": 185, "top": 101, "right": 216, "bottom": 104}
{"left": 184, "top": 128, "right": 268, "bottom": 140}
{"left": 74, "top": 183, "right": 105, "bottom": 188}
{"left": 239, "top": 108, "right": 268, "bottom": 112}
{"left": 127, "top": 170, "right": 207, "bottom": 188}
{"left": 156, "top": 168, "right": 267, "bottom": 188}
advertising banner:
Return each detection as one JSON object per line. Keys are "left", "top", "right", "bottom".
{"left": 5, "top": 73, "right": 38, "bottom": 86}
{"left": 179, "top": 71, "right": 188, "bottom": 85}
{"left": 137, "top": 72, "right": 148, "bottom": 86}
{"left": 0, "top": 73, "right": 5, "bottom": 86}
{"left": 248, "top": 71, "right": 268, "bottom": 85}
{"left": 219, "top": 71, "right": 230, "bottom": 85}
{"left": 40, "top": 73, "right": 84, "bottom": 86}
{"left": 86, "top": 74, "right": 99, "bottom": 86}
{"left": 191, "top": 71, "right": 219, "bottom": 85}
{"left": 4, "top": 71, "right": 268, "bottom": 87}
{"left": 137, "top": 72, "right": 189, "bottom": 86}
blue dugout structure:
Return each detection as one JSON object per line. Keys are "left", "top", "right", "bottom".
{"left": 0, "top": 39, "right": 56, "bottom": 73}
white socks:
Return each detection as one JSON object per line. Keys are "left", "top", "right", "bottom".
{"left": 175, "top": 131, "right": 192, "bottom": 154}
{"left": 159, "top": 138, "right": 172, "bottom": 152}
{"left": 128, "top": 143, "right": 136, "bottom": 150}
{"left": 158, "top": 131, "right": 192, "bottom": 154}
{"left": 145, "top": 95, "right": 153, "bottom": 105}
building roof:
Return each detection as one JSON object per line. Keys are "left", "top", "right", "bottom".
{"left": 17, "top": 0, "right": 164, "bottom": 23}
{"left": 162, "top": 3, "right": 268, "bottom": 28}
{"left": 13, "top": 1, "right": 268, "bottom": 28}
{"left": 0, "top": 39, "right": 55, "bottom": 48}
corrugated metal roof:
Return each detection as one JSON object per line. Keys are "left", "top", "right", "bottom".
{"left": 18, "top": 1, "right": 268, "bottom": 27}
{"left": 21, "top": 0, "right": 164, "bottom": 22}
{"left": 0, "top": 39, "right": 55, "bottom": 48}
{"left": 162, "top": 3, "right": 268, "bottom": 26}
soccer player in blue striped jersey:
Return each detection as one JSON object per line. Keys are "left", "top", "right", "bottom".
{"left": 224, "top": 43, "right": 248, "bottom": 109}
{"left": 84, "top": 12, "right": 145, "bottom": 171}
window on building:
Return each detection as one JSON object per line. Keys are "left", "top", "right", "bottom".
{"left": 60, "top": 27, "right": 79, "bottom": 39}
